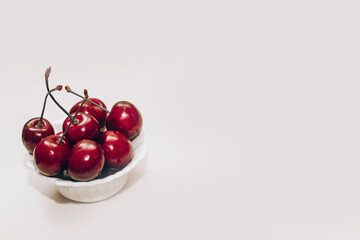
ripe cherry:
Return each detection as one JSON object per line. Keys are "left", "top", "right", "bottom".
{"left": 106, "top": 101, "right": 143, "bottom": 140}
{"left": 67, "top": 140, "right": 105, "bottom": 181}
{"left": 33, "top": 135, "right": 71, "bottom": 176}
{"left": 22, "top": 118, "right": 55, "bottom": 154}
{"left": 62, "top": 112, "right": 100, "bottom": 144}
{"left": 98, "top": 130, "right": 133, "bottom": 169}
{"left": 21, "top": 85, "right": 62, "bottom": 154}
{"left": 62, "top": 88, "right": 100, "bottom": 144}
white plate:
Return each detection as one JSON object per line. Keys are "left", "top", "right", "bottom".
{"left": 25, "top": 120, "right": 147, "bottom": 202}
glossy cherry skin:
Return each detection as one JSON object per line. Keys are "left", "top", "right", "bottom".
{"left": 22, "top": 118, "right": 55, "bottom": 154}
{"left": 98, "top": 130, "right": 134, "bottom": 168}
{"left": 70, "top": 98, "right": 108, "bottom": 128}
{"left": 106, "top": 101, "right": 143, "bottom": 140}
{"left": 33, "top": 135, "right": 71, "bottom": 176}
{"left": 56, "top": 131, "right": 70, "bottom": 142}
{"left": 62, "top": 112, "right": 100, "bottom": 144}
{"left": 67, "top": 140, "right": 105, "bottom": 181}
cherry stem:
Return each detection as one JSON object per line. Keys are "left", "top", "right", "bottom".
{"left": 65, "top": 86, "right": 110, "bottom": 113}
{"left": 45, "top": 67, "right": 75, "bottom": 121}
{"left": 58, "top": 89, "right": 89, "bottom": 144}
{"left": 37, "top": 85, "right": 63, "bottom": 128}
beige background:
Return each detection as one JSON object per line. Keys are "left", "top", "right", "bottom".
{"left": 1, "top": 0, "right": 360, "bottom": 239}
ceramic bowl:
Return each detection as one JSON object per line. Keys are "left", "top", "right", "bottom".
{"left": 25, "top": 120, "right": 147, "bottom": 202}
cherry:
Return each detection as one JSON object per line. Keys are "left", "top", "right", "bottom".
{"left": 22, "top": 118, "right": 55, "bottom": 154}
{"left": 98, "top": 130, "right": 134, "bottom": 169}
{"left": 33, "top": 135, "right": 71, "bottom": 176}
{"left": 106, "top": 101, "right": 143, "bottom": 140}
{"left": 62, "top": 87, "right": 101, "bottom": 144}
{"left": 21, "top": 85, "right": 62, "bottom": 154}
{"left": 69, "top": 98, "right": 108, "bottom": 128}
{"left": 62, "top": 112, "right": 100, "bottom": 144}
{"left": 67, "top": 140, "right": 105, "bottom": 181}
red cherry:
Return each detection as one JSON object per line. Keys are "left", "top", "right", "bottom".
{"left": 98, "top": 130, "right": 134, "bottom": 168}
{"left": 70, "top": 98, "right": 108, "bottom": 128}
{"left": 33, "top": 135, "right": 71, "bottom": 176}
{"left": 67, "top": 140, "right": 105, "bottom": 181}
{"left": 62, "top": 112, "right": 100, "bottom": 144}
{"left": 106, "top": 101, "right": 143, "bottom": 140}
{"left": 22, "top": 118, "right": 55, "bottom": 154}
{"left": 22, "top": 83, "right": 62, "bottom": 154}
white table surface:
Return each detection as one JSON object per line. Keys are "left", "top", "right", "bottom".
{"left": 1, "top": 1, "right": 360, "bottom": 239}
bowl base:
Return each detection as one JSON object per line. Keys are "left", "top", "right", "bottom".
{"left": 56, "top": 174, "right": 129, "bottom": 203}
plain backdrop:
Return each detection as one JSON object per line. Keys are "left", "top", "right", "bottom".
{"left": 1, "top": 0, "right": 360, "bottom": 239}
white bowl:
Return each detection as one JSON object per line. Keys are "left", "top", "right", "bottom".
{"left": 25, "top": 120, "right": 147, "bottom": 203}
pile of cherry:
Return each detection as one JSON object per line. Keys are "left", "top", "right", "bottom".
{"left": 22, "top": 67, "right": 143, "bottom": 182}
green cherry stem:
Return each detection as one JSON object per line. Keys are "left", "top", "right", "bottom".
{"left": 37, "top": 85, "right": 63, "bottom": 128}
{"left": 45, "top": 67, "right": 75, "bottom": 121}
{"left": 58, "top": 89, "right": 89, "bottom": 144}
{"left": 65, "top": 86, "right": 110, "bottom": 113}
